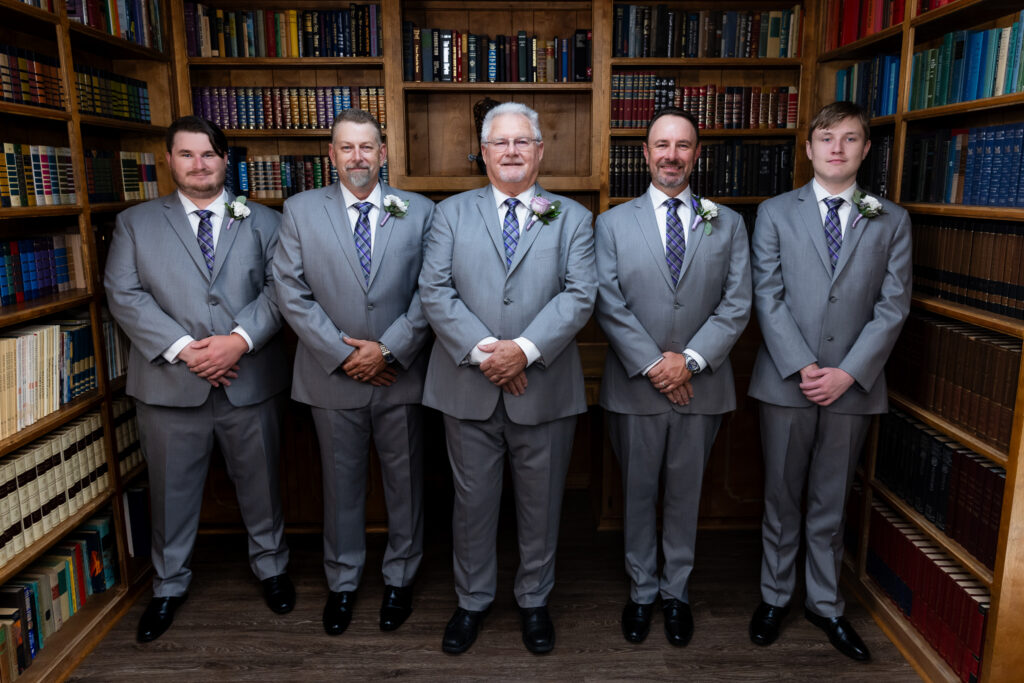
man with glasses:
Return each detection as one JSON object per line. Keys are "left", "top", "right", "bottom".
{"left": 419, "top": 101, "right": 597, "bottom": 655}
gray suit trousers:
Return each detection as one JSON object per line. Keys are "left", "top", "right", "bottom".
{"left": 138, "top": 390, "right": 288, "bottom": 597}
{"left": 443, "top": 398, "right": 576, "bottom": 611}
{"left": 609, "top": 411, "right": 720, "bottom": 604}
{"left": 312, "top": 404, "right": 424, "bottom": 592}
{"left": 758, "top": 402, "right": 869, "bottom": 617}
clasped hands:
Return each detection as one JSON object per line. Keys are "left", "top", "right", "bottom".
{"left": 342, "top": 337, "right": 397, "bottom": 386}
{"left": 798, "top": 362, "right": 854, "bottom": 406}
{"left": 478, "top": 340, "right": 528, "bottom": 396}
{"left": 177, "top": 333, "right": 248, "bottom": 387}
{"left": 648, "top": 351, "right": 694, "bottom": 406}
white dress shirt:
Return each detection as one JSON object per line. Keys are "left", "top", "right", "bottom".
{"left": 812, "top": 179, "right": 857, "bottom": 238}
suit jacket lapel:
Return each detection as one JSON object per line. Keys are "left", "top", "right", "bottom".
{"left": 476, "top": 187, "right": 506, "bottom": 268}
{"left": 209, "top": 192, "right": 240, "bottom": 283}
{"left": 507, "top": 183, "right": 546, "bottom": 276}
{"left": 324, "top": 185, "right": 369, "bottom": 292}
{"left": 162, "top": 194, "right": 211, "bottom": 280}
{"left": 833, "top": 189, "right": 869, "bottom": 279}
{"left": 367, "top": 183, "right": 395, "bottom": 287}
{"left": 634, "top": 195, "right": 675, "bottom": 289}
{"left": 798, "top": 182, "right": 833, "bottom": 275}
{"left": 675, "top": 196, "right": 706, "bottom": 286}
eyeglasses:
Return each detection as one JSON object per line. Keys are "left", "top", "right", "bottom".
{"left": 484, "top": 138, "right": 540, "bottom": 152}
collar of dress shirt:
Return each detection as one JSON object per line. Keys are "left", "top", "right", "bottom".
{"left": 178, "top": 188, "right": 228, "bottom": 221}
{"left": 648, "top": 183, "right": 693, "bottom": 215}
{"left": 492, "top": 185, "right": 536, "bottom": 213}
{"left": 340, "top": 181, "right": 382, "bottom": 214}
{"left": 811, "top": 178, "right": 857, "bottom": 207}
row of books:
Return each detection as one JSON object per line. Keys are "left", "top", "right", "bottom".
{"left": 184, "top": 3, "right": 382, "bottom": 58}
{"left": 0, "top": 46, "right": 63, "bottom": 111}
{"left": 911, "top": 216, "right": 1024, "bottom": 320}
{"left": 101, "top": 318, "right": 129, "bottom": 383}
{"left": 402, "top": 25, "right": 593, "bottom": 83}
{"left": 1, "top": 144, "right": 75, "bottom": 208}
{"left": 609, "top": 141, "right": 793, "bottom": 199}
{"left": 822, "top": 0, "right": 905, "bottom": 52}
{"left": 0, "top": 234, "right": 85, "bottom": 306}
{"left": 0, "top": 412, "right": 110, "bottom": 565}
{"left": 866, "top": 498, "right": 988, "bottom": 682}
{"left": 888, "top": 311, "right": 1020, "bottom": 451}
{"left": 910, "top": 17, "right": 1024, "bottom": 111}
{"left": 834, "top": 55, "right": 901, "bottom": 118}
{"left": 74, "top": 65, "right": 150, "bottom": 124}
{"left": 191, "top": 85, "right": 387, "bottom": 132}
{"left": 611, "top": 75, "right": 798, "bottom": 130}
{"left": 0, "top": 512, "right": 118, "bottom": 676}
{"left": 112, "top": 397, "right": 141, "bottom": 478}
{"left": 66, "top": 0, "right": 164, "bottom": 51}
{"left": 877, "top": 410, "right": 1004, "bottom": 569}
{"left": 84, "top": 150, "right": 159, "bottom": 204}
{"left": 226, "top": 150, "right": 381, "bottom": 201}
{"left": 900, "top": 124, "right": 1024, "bottom": 208}
{"left": 613, "top": 5, "right": 803, "bottom": 59}
{"left": 858, "top": 133, "right": 895, "bottom": 200}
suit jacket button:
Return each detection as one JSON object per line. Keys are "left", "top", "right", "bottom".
{"left": 825, "top": 336, "right": 834, "bottom": 342}
{"left": 829, "top": 295, "right": 838, "bottom": 303}
{"left": 503, "top": 297, "right": 511, "bottom": 305}
{"left": 674, "top": 303, "right": 681, "bottom": 309}
{"left": 367, "top": 304, "right": 374, "bottom": 310}
{"left": 209, "top": 299, "right": 218, "bottom": 306}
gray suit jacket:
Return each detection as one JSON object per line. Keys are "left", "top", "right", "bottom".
{"left": 596, "top": 193, "right": 751, "bottom": 415}
{"left": 748, "top": 181, "right": 912, "bottom": 414}
{"left": 273, "top": 182, "right": 434, "bottom": 409}
{"left": 419, "top": 184, "right": 597, "bottom": 426}
{"left": 104, "top": 192, "right": 288, "bottom": 408}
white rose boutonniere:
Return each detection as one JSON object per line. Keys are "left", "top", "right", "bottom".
{"left": 525, "top": 195, "right": 562, "bottom": 231}
{"left": 224, "top": 196, "right": 251, "bottom": 230}
{"left": 689, "top": 196, "right": 719, "bottom": 236}
{"left": 381, "top": 194, "right": 409, "bottom": 226}
{"left": 851, "top": 190, "right": 884, "bottom": 229}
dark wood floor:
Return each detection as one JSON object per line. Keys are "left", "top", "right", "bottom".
{"left": 71, "top": 492, "right": 919, "bottom": 681}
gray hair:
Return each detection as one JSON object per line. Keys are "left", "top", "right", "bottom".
{"left": 481, "top": 102, "right": 543, "bottom": 143}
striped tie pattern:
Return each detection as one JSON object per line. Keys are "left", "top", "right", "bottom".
{"left": 195, "top": 209, "right": 215, "bottom": 272}
{"left": 502, "top": 197, "right": 520, "bottom": 268}
{"left": 664, "top": 197, "right": 685, "bottom": 286}
{"left": 824, "top": 196, "right": 844, "bottom": 270}
{"left": 354, "top": 201, "right": 373, "bottom": 283}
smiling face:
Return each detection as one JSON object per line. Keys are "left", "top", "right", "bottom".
{"left": 328, "top": 120, "right": 386, "bottom": 199}
{"left": 166, "top": 131, "right": 227, "bottom": 205}
{"left": 643, "top": 114, "right": 701, "bottom": 196}
{"left": 806, "top": 115, "right": 871, "bottom": 195}
{"left": 482, "top": 112, "right": 544, "bottom": 196}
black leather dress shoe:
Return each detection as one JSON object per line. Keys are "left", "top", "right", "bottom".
{"left": 519, "top": 605, "right": 555, "bottom": 654}
{"left": 621, "top": 600, "right": 654, "bottom": 643}
{"left": 662, "top": 599, "right": 694, "bottom": 647}
{"left": 137, "top": 594, "right": 188, "bottom": 643}
{"left": 804, "top": 608, "right": 871, "bottom": 661}
{"left": 380, "top": 585, "right": 413, "bottom": 631}
{"left": 323, "top": 591, "right": 356, "bottom": 636}
{"left": 442, "top": 607, "right": 487, "bottom": 654}
{"left": 749, "top": 601, "right": 790, "bottom": 646}
{"left": 262, "top": 573, "right": 295, "bottom": 614}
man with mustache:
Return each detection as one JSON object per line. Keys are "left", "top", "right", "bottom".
{"left": 595, "top": 107, "right": 751, "bottom": 647}
{"left": 105, "top": 116, "right": 292, "bottom": 642}
{"left": 273, "top": 109, "right": 434, "bottom": 636}
{"left": 419, "top": 102, "right": 597, "bottom": 654}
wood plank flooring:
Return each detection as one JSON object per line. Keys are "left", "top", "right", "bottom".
{"left": 71, "top": 492, "right": 919, "bottom": 681}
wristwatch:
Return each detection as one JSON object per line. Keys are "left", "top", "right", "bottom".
{"left": 684, "top": 353, "right": 701, "bottom": 375}
{"left": 378, "top": 342, "right": 396, "bottom": 364}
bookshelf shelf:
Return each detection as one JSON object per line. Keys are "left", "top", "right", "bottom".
{"left": 0, "top": 206, "right": 82, "bottom": 220}
{"left": 889, "top": 392, "right": 1009, "bottom": 467}
{"left": 67, "top": 23, "right": 169, "bottom": 62}
{"left": 911, "top": 294, "right": 1024, "bottom": 340}
{"left": 870, "top": 114, "right": 896, "bottom": 126}
{"left": 901, "top": 202, "right": 1024, "bottom": 220}
{"left": 188, "top": 56, "right": 385, "bottom": 68}
{"left": 0, "top": 391, "right": 103, "bottom": 458}
{"left": 78, "top": 115, "right": 167, "bottom": 135}
{"left": 88, "top": 201, "right": 144, "bottom": 213}
{"left": 911, "top": 0, "right": 1022, "bottom": 41}
{"left": 223, "top": 129, "right": 331, "bottom": 138}
{"left": 816, "top": 24, "right": 904, "bottom": 63}
{"left": 871, "top": 480, "right": 995, "bottom": 587}
{"left": 609, "top": 57, "right": 801, "bottom": 69}
{"left": 401, "top": 81, "right": 592, "bottom": 92}
{"left": 609, "top": 128, "right": 797, "bottom": 137}
{"left": 0, "top": 487, "right": 114, "bottom": 586}
{"left": 401, "top": 175, "right": 600, "bottom": 193}
{"left": 0, "top": 102, "right": 70, "bottom": 121}
{"left": 0, "top": 290, "right": 93, "bottom": 329}
{"left": 120, "top": 461, "right": 146, "bottom": 487}
{"left": 902, "top": 92, "right": 1024, "bottom": 122}
{"left": 0, "top": 0, "right": 57, "bottom": 24}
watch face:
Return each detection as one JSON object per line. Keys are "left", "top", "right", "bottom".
{"left": 687, "top": 359, "right": 699, "bottom": 372}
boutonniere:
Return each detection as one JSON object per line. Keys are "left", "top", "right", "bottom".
{"left": 689, "top": 196, "right": 719, "bottom": 236}
{"left": 224, "top": 196, "right": 250, "bottom": 230}
{"left": 524, "top": 195, "right": 562, "bottom": 231}
{"left": 381, "top": 194, "right": 409, "bottom": 226}
{"left": 853, "top": 191, "right": 884, "bottom": 219}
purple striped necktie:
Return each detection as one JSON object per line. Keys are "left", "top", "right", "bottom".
{"left": 195, "top": 209, "right": 215, "bottom": 272}
{"left": 664, "top": 197, "right": 685, "bottom": 286}
{"left": 502, "top": 197, "right": 520, "bottom": 268}
{"left": 354, "top": 201, "right": 373, "bottom": 283}
{"left": 824, "top": 196, "right": 844, "bottom": 270}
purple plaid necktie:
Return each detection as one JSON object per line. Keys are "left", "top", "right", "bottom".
{"left": 354, "top": 201, "right": 373, "bottom": 283}
{"left": 664, "top": 197, "right": 685, "bottom": 286}
{"left": 502, "top": 197, "right": 520, "bottom": 268}
{"left": 195, "top": 209, "right": 215, "bottom": 272}
{"left": 824, "top": 196, "right": 844, "bottom": 270}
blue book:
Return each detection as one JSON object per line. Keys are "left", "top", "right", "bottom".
{"left": 963, "top": 128, "right": 979, "bottom": 204}
{"left": 964, "top": 31, "right": 985, "bottom": 102}
{"left": 936, "top": 32, "right": 954, "bottom": 107}
{"left": 487, "top": 38, "right": 497, "bottom": 83}
{"left": 887, "top": 57, "right": 900, "bottom": 115}
{"left": 949, "top": 31, "right": 968, "bottom": 104}
{"left": 980, "top": 28, "right": 1000, "bottom": 99}
{"left": 723, "top": 11, "right": 737, "bottom": 58}
{"left": 1008, "top": 123, "right": 1024, "bottom": 206}
{"left": 836, "top": 68, "right": 848, "bottom": 101}
{"left": 992, "top": 125, "right": 1009, "bottom": 206}
{"left": 976, "top": 126, "right": 996, "bottom": 206}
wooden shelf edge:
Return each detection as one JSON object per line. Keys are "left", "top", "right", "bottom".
{"left": 889, "top": 392, "right": 1009, "bottom": 466}
{"left": 0, "top": 101, "right": 70, "bottom": 121}
{"left": 911, "top": 294, "right": 1024, "bottom": 340}
{"left": 0, "top": 290, "right": 94, "bottom": 332}
{"left": 119, "top": 461, "right": 146, "bottom": 486}
{"left": 610, "top": 57, "right": 801, "bottom": 68}
{"left": 88, "top": 201, "right": 145, "bottom": 213}
{"left": 78, "top": 115, "right": 165, "bottom": 134}
{"left": 871, "top": 480, "right": 995, "bottom": 586}
{"left": 0, "top": 206, "right": 82, "bottom": 219}
{"left": 610, "top": 127, "right": 797, "bottom": 137}
{"left": 901, "top": 202, "right": 1024, "bottom": 219}
{"left": 0, "top": 392, "right": 103, "bottom": 458}
{"left": 817, "top": 24, "right": 904, "bottom": 63}
{"left": 0, "top": 0, "right": 58, "bottom": 24}
{"left": 224, "top": 129, "right": 330, "bottom": 138}
{"left": 903, "top": 92, "right": 1024, "bottom": 121}
{"left": 189, "top": 56, "right": 384, "bottom": 67}
{"left": 395, "top": 176, "right": 600, "bottom": 193}
{"left": 843, "top": 571, "right": 960, "bottom": 683}
{"left": 67, "top": 22, "right": 169, "bottom": 61}
{"left": 0, "top": 487, "right": 114, "bottom": 585}
{"left": 402, "top": 81, "right": 592, "bottom": 91}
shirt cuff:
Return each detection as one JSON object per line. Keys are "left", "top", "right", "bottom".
{"left": 468, "top": 336, "right": 499, "bottom": 365}
{"left": 684, "top": 348, "right": 708, "bottom": 372}
{"left": 164, "top": 335, "right": 196, "bottom": 364}
{"left": 513, "top": 337, "right": 541, "bottom": 366}
{"left": 231, "top": 326, "right": 254, "bottom": 353}
{"left": 641, "top": 355, "right": 664, "bottom": 376}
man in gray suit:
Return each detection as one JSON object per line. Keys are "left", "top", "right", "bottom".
{"left": 748, "top": 101, "right": 912, "bottom": 660}
{"left": 595, "top": 108, "right": 751, "bottom": 647}
{"left": 105, "top": 116, "right": 292, "bottom": 643}
{"left": 273, "top": 109, "right": 433, "bottom": 636}
{"left": 419, "top": 102, "right": 597, "bottom": 655}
